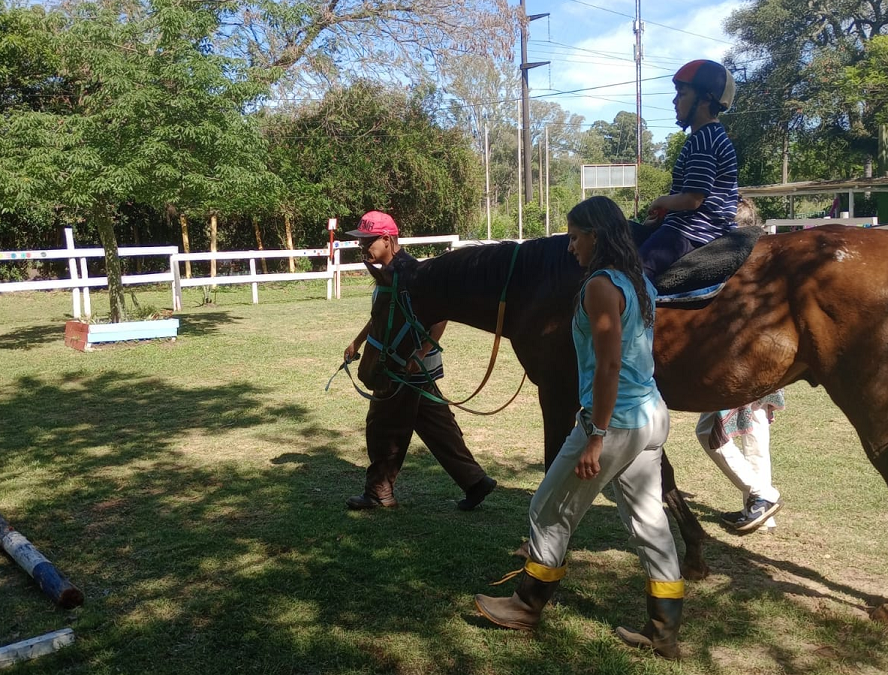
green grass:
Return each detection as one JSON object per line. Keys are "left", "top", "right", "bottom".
{"left": 1, "top": 282, "right": 887, "bottom": 674}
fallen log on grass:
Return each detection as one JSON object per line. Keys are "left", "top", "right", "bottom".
{"left": 0, "top": 515, "right": 84, "bottom": 609}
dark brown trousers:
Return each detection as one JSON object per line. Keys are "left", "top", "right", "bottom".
{"left": 363, "top": 381, "right": 487, "bottom": 502}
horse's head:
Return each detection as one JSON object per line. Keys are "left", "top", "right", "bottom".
{"left": 357, "top": 258, "right": 426, "bottom": 394}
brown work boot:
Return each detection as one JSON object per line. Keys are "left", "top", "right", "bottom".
{"left": 345, "top": 493, "right": 398, "bottom": 510}
{"left": 474, "top": 561, "right": 565, "bottom": 630}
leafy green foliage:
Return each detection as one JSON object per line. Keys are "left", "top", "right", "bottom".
{"left": 263, "top": 81, "right": 481, "bottom": 243}
{"left": 724, "top": 0, "right": 886, "bottom": 193}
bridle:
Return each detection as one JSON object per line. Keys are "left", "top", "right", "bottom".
{"left": 340, "top": 244, "right": 526, "bottom": 415}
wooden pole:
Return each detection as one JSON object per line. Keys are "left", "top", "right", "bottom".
{"left": 284, "top": 213, "right": 296, "bottom": 273}
{"left": 0, "top": 515, "right": 84, "bottom": 609}
{"left": 252, "top": 217, "right": 268, "bottom": 274}
{"left": 179, "top": 214, "right": 192, "bottom": 279}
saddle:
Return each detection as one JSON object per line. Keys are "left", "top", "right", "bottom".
{"left": 629, "top": 223, "right": 763, "bottom": 302}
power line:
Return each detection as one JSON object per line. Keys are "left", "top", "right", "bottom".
{"left": 564, "top": 0, "right": 735, "bottom": 45}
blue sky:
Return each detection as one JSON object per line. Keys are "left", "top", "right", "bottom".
{"left": 523, "top": 0, "right": 742, "bottom": 144}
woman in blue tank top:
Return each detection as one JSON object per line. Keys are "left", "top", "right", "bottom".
{"left": 475, "top": 197, "right": 685, "bottom": 660}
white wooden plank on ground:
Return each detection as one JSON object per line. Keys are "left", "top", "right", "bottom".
{"left": 0, "top": 629, "right": 75, "bottom": 669}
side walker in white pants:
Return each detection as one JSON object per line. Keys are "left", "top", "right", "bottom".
{"left": 474, "top": 402, "right": 684, "bottom": 658}
{"left": 696, "top": 401, "right": 783, "bottom": 533}
{"left": 473, "top": 199, "right": 685, "bottom": 660}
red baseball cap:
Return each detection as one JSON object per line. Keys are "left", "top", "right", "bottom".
{"left": 346, "top": 211, "right": 399, "bottom": 238}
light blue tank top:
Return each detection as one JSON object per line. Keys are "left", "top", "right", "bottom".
{"left": 572, "top": 268, "right": 661, "bottom": 429}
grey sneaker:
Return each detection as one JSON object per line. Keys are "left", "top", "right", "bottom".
{"left": 733, "top": 497, "right": 783, "bottom": 533}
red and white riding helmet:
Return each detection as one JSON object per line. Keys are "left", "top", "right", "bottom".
{"left": 673, "top": 60, "right": 736, "bottom": 112}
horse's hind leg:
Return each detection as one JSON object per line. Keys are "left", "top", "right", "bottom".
{"left": 861, "top": 442, "right": 888, "bottom": 623}
{"left": 818, "top": 328, "right": 888, "bottom": 622}
{"left": 660, "top": 449, "right": 710, "bottom": 580}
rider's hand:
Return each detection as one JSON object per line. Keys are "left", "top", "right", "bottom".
{"left": 575, "top": 436, "right": 603, "bottom": 480}
{"left": 344, "top": 342, "right": 358, "bottom": 363}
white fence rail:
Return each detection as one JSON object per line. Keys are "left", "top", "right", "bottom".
{"left": 0, "top": 229, "right": 483, "bottom": 315}
{"left": 170, "top": 248, "right": 336, "bottom": 310}
{"left": 0, "top": 229, "right": 178, "bottom": 319}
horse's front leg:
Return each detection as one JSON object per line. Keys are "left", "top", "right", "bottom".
{"left": 660, "top": 449, "right": 710, "bottom": 580}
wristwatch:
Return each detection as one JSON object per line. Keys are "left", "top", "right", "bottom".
{"left": 579, "top": 410, "right": 607, "bottom": 437}
{"left": 587, "top": 422, "right": 607, "bottom": 438}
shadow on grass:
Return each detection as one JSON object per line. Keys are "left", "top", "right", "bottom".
{"left": 687, "top": 497, "right": 886, "bottom": 614}
{"left": 0, "top": 374, "right": 886, "bottom": 675}
{"left": 175, "top": 310, "right": 241, "bottom": 338}
{"left": 0, "top": 322, "right": 65, "bottom": 350}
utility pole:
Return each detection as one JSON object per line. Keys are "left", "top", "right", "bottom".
{"left": 484, "top": 120, "right": 491, "bottom": 240}
{"left": 520, "top": 0, "right": 549, "bottom": 205}
{"left": 545, "top": 126, "right": 550, "bottom": 236}
{"left": 517, "top": 101, "right": 523, "bottom": 240}
{"left": 633, "top": 0, "right": 643, "bottom": 218}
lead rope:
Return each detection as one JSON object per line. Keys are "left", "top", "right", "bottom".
{"left": 412, "top": 243, "right": 524, "bottom": 411}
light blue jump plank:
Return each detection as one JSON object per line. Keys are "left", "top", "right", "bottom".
{"left": 87, "top": 319, "right": 179, "bottom": 343}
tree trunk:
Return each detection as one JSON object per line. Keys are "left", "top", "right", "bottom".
{"left": 94, "top": 205, "right": 126, "bottom": 323}
{"left": 209, "top": 213, "right": 218, "bottom": 284}
{"left": 180, "top": 213, "right": 192, "bottom": 279}
{"left": 252, "top": 216, "right": 268, "bottom": 274}
{"left": 284, "top": 213, "right": 295, "bottom": 273}
{"left": 879, "top": 125, "right": 888, "bottom": 225}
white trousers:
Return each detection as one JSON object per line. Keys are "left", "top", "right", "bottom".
{"left": 528, "top": 399, "right": 681, "bottom": 583}
{"left": 696, "top": 407, "right": 779, "bottom": 527}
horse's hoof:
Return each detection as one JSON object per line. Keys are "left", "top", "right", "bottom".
{"left": 869, "top": 603, "right": 888, "bottom": 623}
{"left": 681, "top": 562, "right": 710, "bottom": 581}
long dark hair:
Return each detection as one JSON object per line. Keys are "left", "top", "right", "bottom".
{"left": 567, "top": 196, "right": 654, "bottom": 328}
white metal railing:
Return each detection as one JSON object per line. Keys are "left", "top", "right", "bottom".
{"left": 0, "top": 228, "right": 177, "bottom": 319}
{"left": 1, "top": 229, "right": 489, "bottom": 315}
{"left": 170, "top": 248, "right": 336, "bottom": 310}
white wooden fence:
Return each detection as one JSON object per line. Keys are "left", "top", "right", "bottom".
{"left": 0, "top": 228, "right": 477, "bottom": 316}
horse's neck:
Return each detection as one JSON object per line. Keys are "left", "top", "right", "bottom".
{"left": 408, "top": 238, "right": 581, "bottom": 336}
{"left": 410, "top": 262, "right": 503, "bottom": 334}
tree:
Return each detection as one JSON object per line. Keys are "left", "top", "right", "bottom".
{"left": 220, "top": 0, "right": 519, "bottom": 91}
{"left": 0, "top": 1, "right": 277, "bottom": 321}
{"left": 264, "top": 81, "right": 481, "bottom": 240}
{"left": 591, "top": 111, "right": 657, "bottom": 165}
{"left": 663, "top": 132, "right": 687, "bottom": 171}
{"left": 724, "top": 0, "right": 887, "bottom": 188}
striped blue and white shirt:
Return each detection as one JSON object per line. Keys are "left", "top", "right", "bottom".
{"left": 662, "top": 122, "right": 738, "bottom": 244}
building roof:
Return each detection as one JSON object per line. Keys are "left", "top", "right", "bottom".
{"left": 741, "top": 176, "right": 888, "bottom": 198}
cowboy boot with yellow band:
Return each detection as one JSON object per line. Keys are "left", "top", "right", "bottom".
{"left": 474, "top": 559, "right": 566, "bottom": 631}
{"left": 615, "top": 578, "right": 684, "bottom": 660}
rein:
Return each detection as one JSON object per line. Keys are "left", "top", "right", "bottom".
{"left": 367, "top": 244, "right": 526, "bottom": 415}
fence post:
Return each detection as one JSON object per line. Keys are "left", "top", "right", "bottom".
{"left": 78, "top": 257, "right": 91, "bottom": 319}
{"left": 170, "top": 254, "right": 181, "bottom": 311}
{"left": 326, "top": 251, "right": 333, "bottom": 301}
{"left": 63, "top": 228, "right": 81, "bottom": 320}
{"left": 249, "top": 258, "right": 258, "bottom": 304}
{"left": 335, "top": 248, "right": 341, "bottom": 299}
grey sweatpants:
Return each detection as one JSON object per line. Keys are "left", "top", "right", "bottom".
{"left": 528, "top": 399, "right": 681, "bottom": 583}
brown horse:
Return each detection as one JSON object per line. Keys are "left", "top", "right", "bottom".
{"left": 356, "top": 225, "right": 888, "bottom": 621}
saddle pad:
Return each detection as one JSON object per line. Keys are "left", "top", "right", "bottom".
{"left": 642, "top": 226, "right": 763, "bottom": 295}
{"left": 656, "top": 282, "right": 725, "bottom": 304}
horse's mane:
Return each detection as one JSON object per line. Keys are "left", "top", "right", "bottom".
{"left": 402, "top": 235, "right": 582, "bottom": 301}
